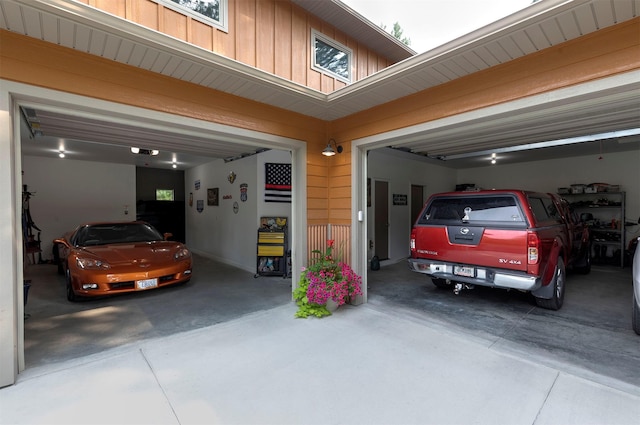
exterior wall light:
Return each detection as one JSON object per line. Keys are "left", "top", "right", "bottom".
{"left": 322, "top": 139, "right": 343, "bottom": 157}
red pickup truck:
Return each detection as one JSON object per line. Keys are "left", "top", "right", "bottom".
{"left": 408, "top": 190, "right": 591, "bottom": 310}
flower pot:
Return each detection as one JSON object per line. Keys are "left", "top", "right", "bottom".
{"left": 326, "top": 298, "right": 339, "bottom": 312}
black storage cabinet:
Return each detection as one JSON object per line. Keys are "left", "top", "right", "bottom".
{"left": 254, "top": 226, "right": 288, "bottom": 278}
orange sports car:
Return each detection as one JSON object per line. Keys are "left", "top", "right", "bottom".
{"left": 54, "top": 221, "right": 192, "bottom": 301}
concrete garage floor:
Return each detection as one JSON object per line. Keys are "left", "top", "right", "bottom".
{"left": 367, "top": 260, "right": 639, "bottom": 391}
{"left": 22, "top": 254, "right": 638, "bottom": 392}
{"left": 23, "top": 254, "right": 293, "bottom": 368}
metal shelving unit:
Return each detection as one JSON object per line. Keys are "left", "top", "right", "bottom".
{"left": 563, "top": 191, "right": 625, "bottom": 267}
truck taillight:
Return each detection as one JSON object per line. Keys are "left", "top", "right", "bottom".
{"left": 410, "top": 229, "right": 416, "bottom": 251}
{"left": 528, "top": 232, "right": 539, "bottom": 264}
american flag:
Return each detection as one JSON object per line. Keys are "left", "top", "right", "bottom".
{"left": 265, "top": 163, "right": 291, "bottom": 203}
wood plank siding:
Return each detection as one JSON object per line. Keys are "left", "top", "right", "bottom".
{"left": 81, "top": 0, "right": 394, "bottom": 91}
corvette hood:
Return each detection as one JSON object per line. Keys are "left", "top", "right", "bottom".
{"left": 80, "top": 242, "right": 183, "bottom": 265}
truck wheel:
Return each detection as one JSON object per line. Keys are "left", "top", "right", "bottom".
{"left": 575, "top": 243, "right": 592, "bottom": 274}
{"left": 431, "top": 278, "right": 452, "bottom": 289}
{"left": 633, "top": 290, "right": 640, "bottom": 335}
{"left": 535, "top": 257, "right": 565, "bottom": 310}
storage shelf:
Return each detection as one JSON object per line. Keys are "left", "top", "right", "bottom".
{"left": 562, "top": 191, "right": 625, "bottom": 267}
{"left": 254, "top": 218, "right": 289, "bottom": 278}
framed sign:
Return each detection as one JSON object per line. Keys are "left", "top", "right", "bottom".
{"left": 207, "top": 188, "right": 219, "bottom": 206}
{"left": 393, "top": 194, "right": 407, "bottom": 205}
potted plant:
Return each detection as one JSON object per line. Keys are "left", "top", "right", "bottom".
{"left": 294, "top": 240, "right": 363, "bottom": 318}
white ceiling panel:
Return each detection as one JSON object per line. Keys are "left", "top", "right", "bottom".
{"left": 40, "top": 12, "right": 58, "bottom": 42}
{"left": 148, "top": 51, "right": 173, "bottom": 73}
{"left": 539, "top": 18, "right": 566, "bottom": 44}
{"left": 73, "top": 25, "right": 91, "bottom": 51}
{"left": 88, "top": 29, "right": 107, "bottom": 56}
{"left": 554, "top": 11, "right": 581, "bottom": 39}
{"left": 21, "top": 6, "right": 41, "bottom": 38}
{"left": 113, "top": 38, "right": 135, "bottom": 63}
{"left": 573, "top": 3, "right": 599, "bottom": 33}
{"left": 523, "top": 25, "right": 551, "bottom": 51}
{"left": 592, "top": 0, "right": 616, "bottom": 26}
{"left": 508, "top": 31, "right": 537, "bottom": 55}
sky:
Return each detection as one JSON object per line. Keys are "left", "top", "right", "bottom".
{"left": 340, "top": 0, "right": 535, "bottom": 53}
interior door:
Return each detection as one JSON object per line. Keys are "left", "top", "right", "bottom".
{"left": 411, "top": 185, "right": 424, "bottom": 226}
{"left": 374, "top": 180, "right": 389, "bottom": 260}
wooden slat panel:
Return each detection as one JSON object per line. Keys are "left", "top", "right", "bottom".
{"left": 274, "top": 1, "right": 292, "bottom": 80}
{"left": 236, "top": 0, "right": 256, "bottom": 67}
{"left": 92, "top": 0, "right": 126, "bottom": 17}
{"left": 132, "top": 0, "right": 159, "bottom": 31}
{"left": 191, "top": 19, "right": 213, "bottom": 51}
{"left": 163, "top": 7, "right": 188, "bottom": 41}
{"left": 307, "top": 198, "right": 328, "bottom": 210}
{"left": 256, "top": 0, "right": 275, "bottom": 74}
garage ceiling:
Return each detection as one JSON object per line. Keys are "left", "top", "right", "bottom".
{"left": 3, "top": 0, "right": 640, "bottom": 169}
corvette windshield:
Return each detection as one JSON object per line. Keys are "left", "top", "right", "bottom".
{"left": 76, "top": 223, "right": 163, "bottom": 246}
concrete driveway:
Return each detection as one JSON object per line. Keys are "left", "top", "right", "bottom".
{"left": 22, "top": 254, "right": 638, "bottom": 394}
{"left": 367, "top": 260, "right": 639, "bottom": 393}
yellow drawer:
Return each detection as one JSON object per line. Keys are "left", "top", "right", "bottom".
{"left": 258, "top": 245, "right": 284, "bottom": 256}
{"left": 258, "top": 233, "right": 284, "bottom": 244}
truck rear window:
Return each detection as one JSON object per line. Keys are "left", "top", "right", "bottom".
{"left": 417, "top": 195, "right": 526, "bottom": 225}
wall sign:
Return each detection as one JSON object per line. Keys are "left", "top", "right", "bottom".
{"left": 393, "top": 194, "right": 407, "bottom": 205}
{"left": 207, "top": 188, "right": 219, "bottom": 206}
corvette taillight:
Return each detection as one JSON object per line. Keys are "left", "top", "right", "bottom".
{"left": 528, "top": 232, "right": 539, "bottom": 264}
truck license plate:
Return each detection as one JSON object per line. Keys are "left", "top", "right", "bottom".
{"left": 136, "top": 278, "right": 158, "bottom": 290}
{"left": 454, "top": 266, "right": 474, "bottom": 277}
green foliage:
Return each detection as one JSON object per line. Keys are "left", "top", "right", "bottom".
{"left": 293, "top": 240, "right": 362, "bottom": 319}
{"left": 380, "top": 21, "right": 411, "bottom": 47}
{"left": 293, "top": 274, "right": 331, "bottom": 318}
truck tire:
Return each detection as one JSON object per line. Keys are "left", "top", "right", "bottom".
{"left": 574, "top": 243, "right": 592, "bottom": 274}
{"left": 431, "top": 278, "right": 452, "bottom": 289}
{"left": 535, "top": 257, "right": 565, "bottom": 310}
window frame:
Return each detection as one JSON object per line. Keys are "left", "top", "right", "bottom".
{"left": 311, "top": 29, "right": 352, "bottom": 83}
{"left": 152, "top": 0, "right": 228, "bottom": 33}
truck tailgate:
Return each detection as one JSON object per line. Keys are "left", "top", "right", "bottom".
{"left": 413, "top": 225, "right": 529, "bottom": 272}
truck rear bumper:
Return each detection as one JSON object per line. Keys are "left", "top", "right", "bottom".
{"left": 407, "top": 258, "right": 540, "bottom": 291}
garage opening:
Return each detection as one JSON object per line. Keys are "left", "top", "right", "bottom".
{"left": 357, "top": 73, "right": 640, "bottom": 389}
{"left": 13, "top": 86, "right": 306, "bottom": 371}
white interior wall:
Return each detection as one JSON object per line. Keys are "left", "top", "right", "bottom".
{"left": 185, "top": 150, "right": 291, "bottom": 272}
{"left": 368, "top": 149, "right": 457, "bottom": 263}
{"left": 457, "top": 149, "right": 640, "bottom": 245}
{"left": 21, "top": 156, "right": 137, "bottom": 261}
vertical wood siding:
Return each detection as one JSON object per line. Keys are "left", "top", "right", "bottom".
{"left": 82, "top": 0, "right": 394, "bottom": 93}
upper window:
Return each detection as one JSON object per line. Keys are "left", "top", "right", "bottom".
{"left": 312, "top": 30, "right": 352, "bottom": 83}
{"left": 154, "top": 0, "right": 228, "bottom": 32}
